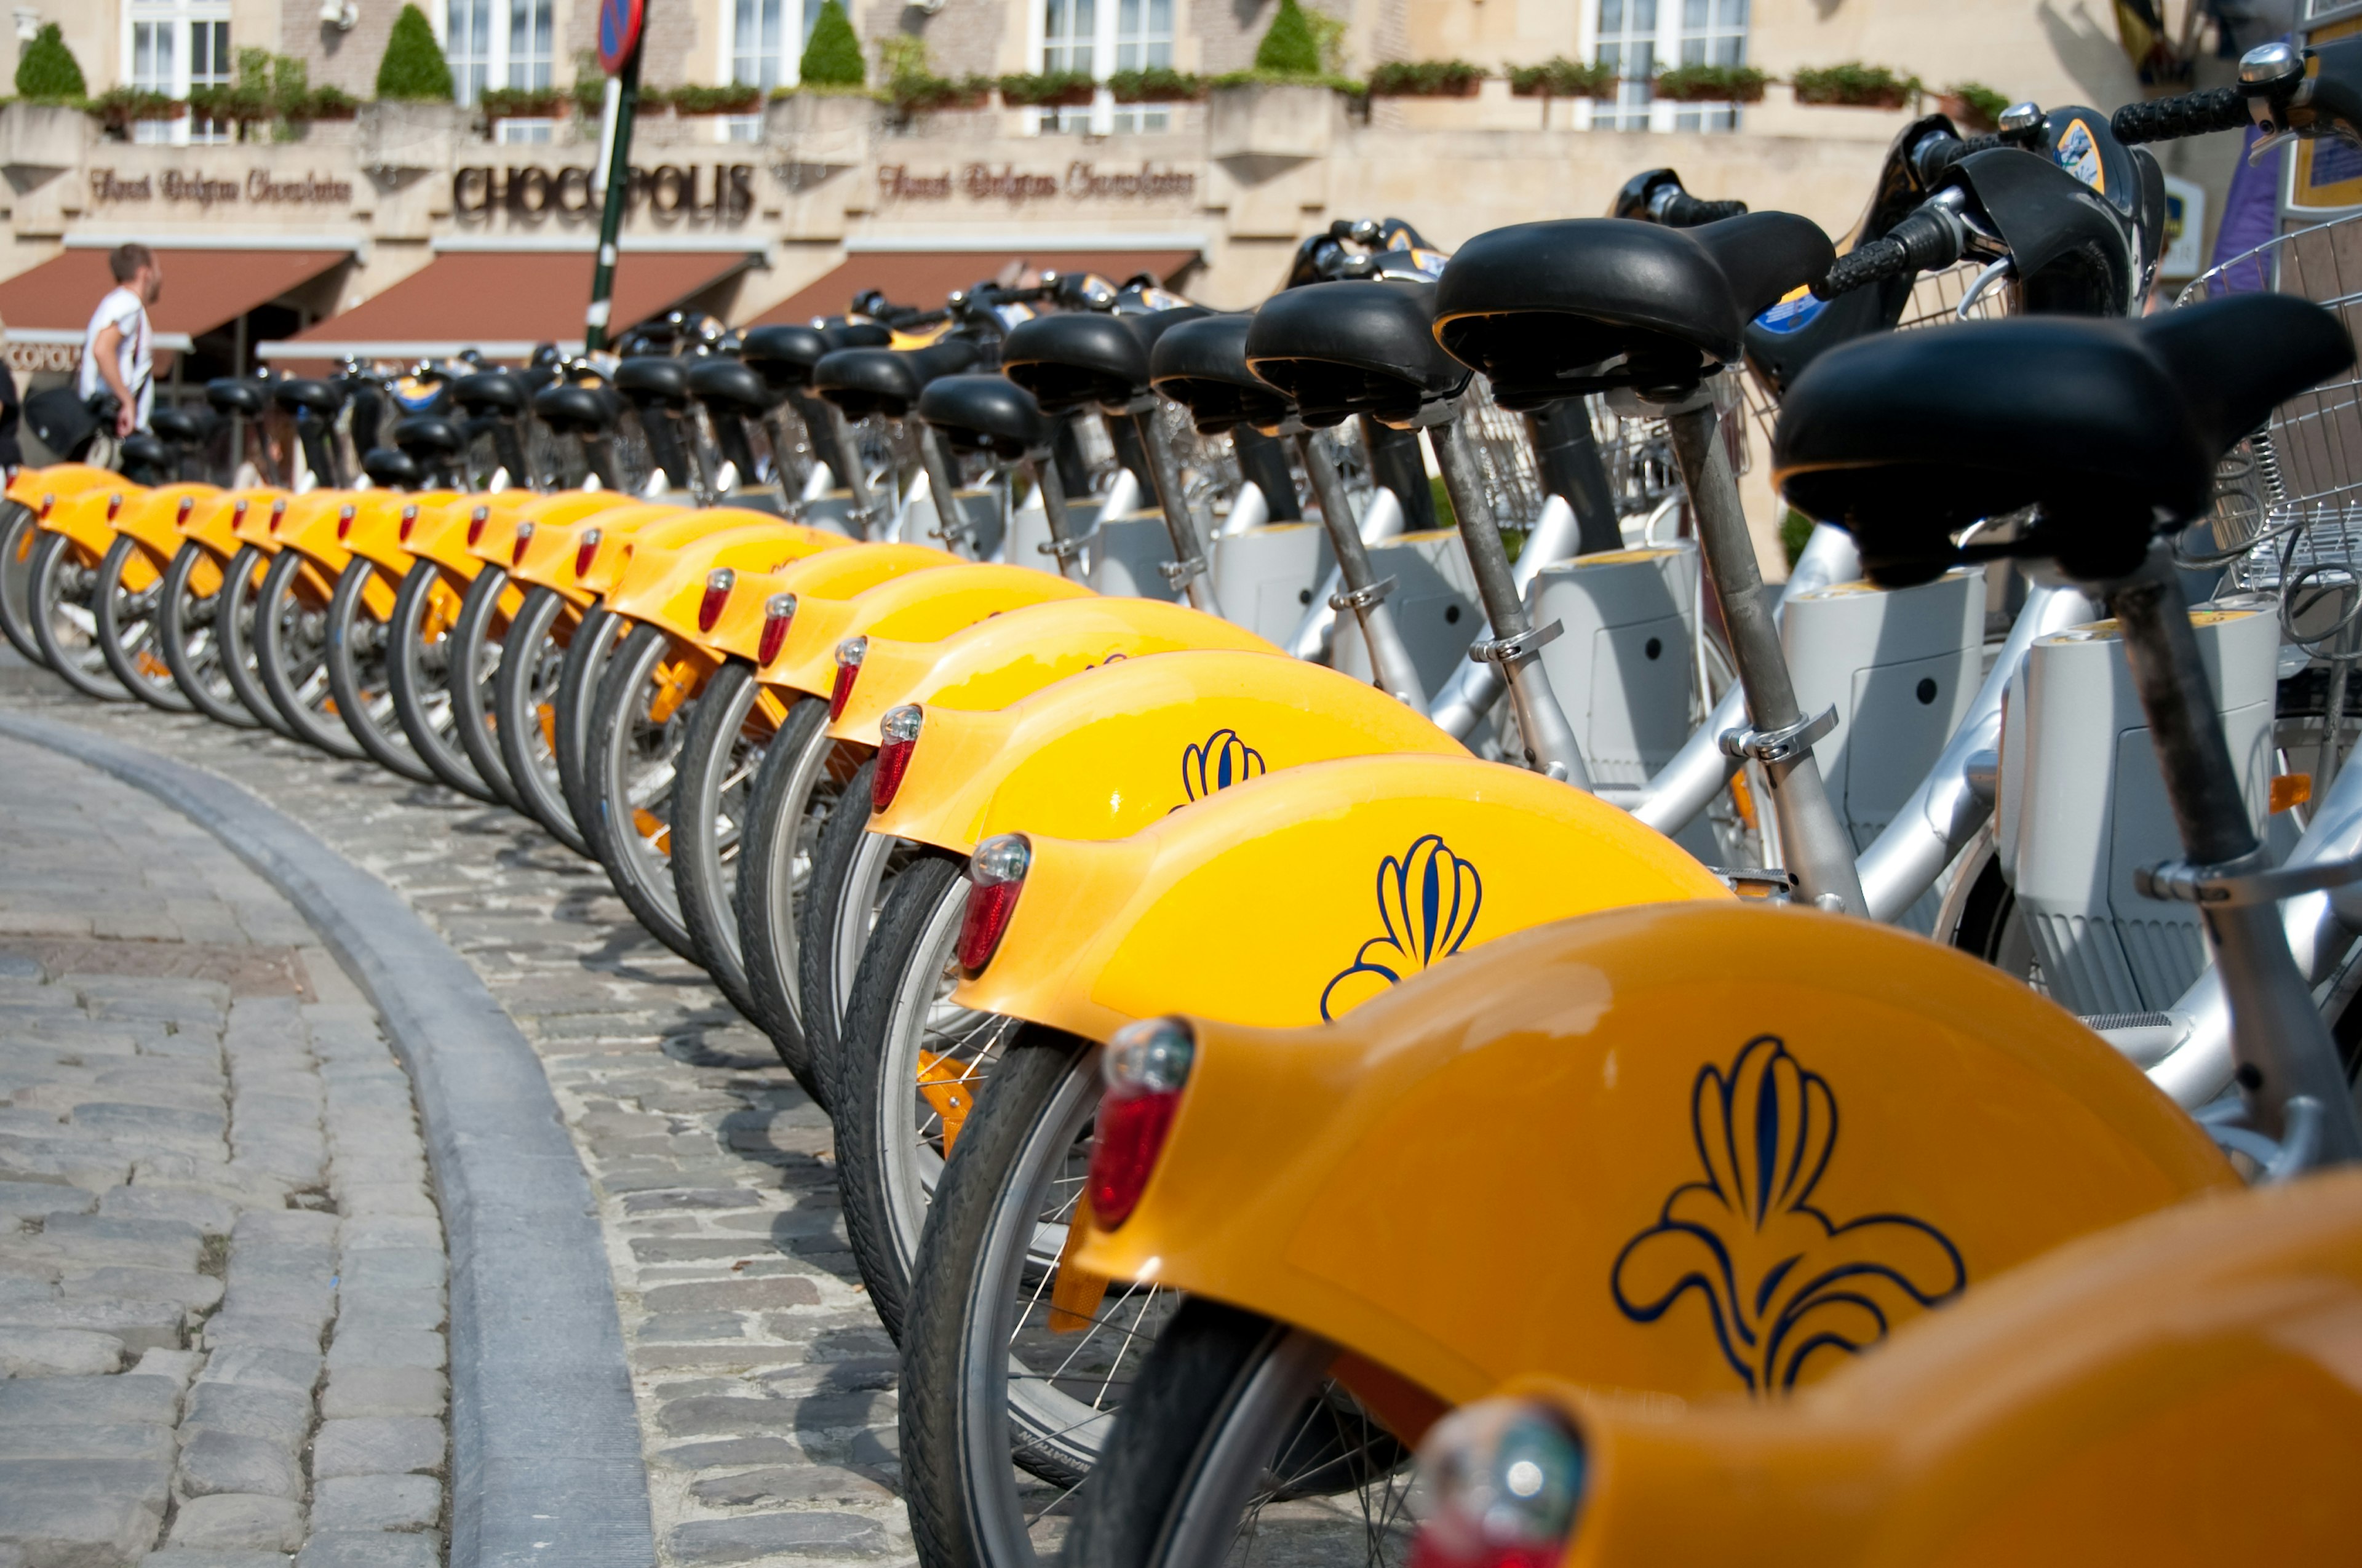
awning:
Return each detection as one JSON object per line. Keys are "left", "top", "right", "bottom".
{"left": 261, "top": 249, "right": 759, "bottom": 362}
{"left": 0, "top": 246, "right": 351, "bottom": 352}
{"left": 750, "top": 247, "right": 1200, "bottom": 327}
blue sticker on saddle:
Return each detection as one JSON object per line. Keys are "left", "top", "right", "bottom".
{"left": 1752, "top": 286, "right": 1827, "bottom": 335}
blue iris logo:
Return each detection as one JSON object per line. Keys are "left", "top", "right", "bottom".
{"left": 1318, "top": 834, "right": 1484, "bottom": 1021}
{"left": 1181, "top": 728, "right": 1266, "bottom": 802}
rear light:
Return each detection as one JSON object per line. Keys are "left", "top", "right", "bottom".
{"left": 107, "top": 493, "right": 124, "bottom": 521}
{"left": 872, "top": 704, "right": 923, "bottom": 813}
{"left": 269, "top": 498, "right": 287, "bottom": 533}
{"left": 1407, "top": 1401, "right": 1587, "bottom": 1568}
{"left": 38, "top": 494, "right": 54, "bottom": 520}
{"left": 177, "top": 496, "right": 194, "bottom": 522}
{"left": 955, "top": 832, "right": 1029, "bottom": 976}
{"left": 1086, "top": 1016, "right": 1195, "bottom": 1229}
{"left": 829, "top": 635, "right": 866, "bottom": 720}
{"left": 511, "top": 519, "right": 535, "bottom": 567}
{"left": 758, "top": 593, "right": 796, "bottom": 666}
{"left": 575, "top": 528, "right": 603, "bottom": 580}
{"left": 467, "top": 505, "right": 490, "bottom": 547}
{"left": 399, "top": 504, "right": 418, "bottom": 543}
{"left": 231, "top": 499, "right": 247, "bottom": 525}
{"left": 699, "top": 567, "right": 734, "bottom": 633}
{"left": 336, "top": 503, "right": 355, "bottom": 541}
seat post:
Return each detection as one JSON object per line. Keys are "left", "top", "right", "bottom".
{"left": 913, "top": 426, "right": 977, "bottom": 556}
{"left": 1661, "top": 396, "right": 1867, "bottom": 914}
{"left": 2110, "top": 541, "right": 2362, "bottom": 1164}
{"left": 1525, "top": 399, "right": 1625, "bottom": 556}
{"left": 1126, "top": 404, "right": 1223, "bottom": 618}
{"left": 1024, "top": 451, "right": 1086, "bottom": 582}
{"left": 757, "top": 408, "right": 806, "bottom": 516}
{"left": 818, "top": 399, "right": 880, "bottom": 538}
{"left": 1423, "top": 410, "right": 1590, "bottom": 787}
{"left": 1291, "top": 427, "right": 1426, "bottom": 707}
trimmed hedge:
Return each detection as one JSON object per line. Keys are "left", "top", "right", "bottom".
{"left": 15, "top": 22, "right": 85, "bottom": 100}
{"left": 1253, "top": 0, "right": 1323, "bottom": 75}
{"left": 376, "top": 4, "right": 454, "bottom": 101}
{"left": 800, "top": 1, "right": 865, "bottom": 87}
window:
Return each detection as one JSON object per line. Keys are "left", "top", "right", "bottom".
{"left": 124, "top": 0, "right": 231, "bottom": 145}
{"left": 724, "top": 0, "right": 806, "bottom": 141}
{"left": 1034, "top": 0, "right": 1173, "bottom": 135}
{"left": 1586, "top": 0, "right": 1747, "bottom": 133}
{"left": 439, "top": 0, "right": 552, "bottom": 105}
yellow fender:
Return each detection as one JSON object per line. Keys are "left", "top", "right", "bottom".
{"left": 106, "top": 484, "right": 221, "bottom": 590}
{"left": 830, "top": 597, "right": 1281, "bottom": 742}
{"left": 234, "top": 491, "right": 344, "bottom": 603}
{"left": 341, "top": 490, "right": 462, "bottom": 578}
{"left": 1545, "top": 1171, "right": 2362, "bottom": 1567}
{"left": 469, "top": 492, "right": 669, "bottom": 589}
{"left": 1072, "top": 901, "right": 2237, "bottom": 1425}
{"left": 703, "top": 543, "right": 961, "bottom": 663}
{"left": 273, "top": 493, "right": 394, "bottom": 618}
{"left": 173, "top": 490, "right": 291, "bottom": 599}
{"left": 562, "top": 506, "right": 823, "bottom": 603}
{"left": 959, "top": 754, "right": 1732, "bottom": 1041}
{"left": 760, "top": 563, "right": 1096, "bottom": 699}
{"left": 875, "top": 650, "right": 1467, "bottom": 856}
{"left": 602, "top": 519, "right": 848, "bottom": 642}
{"left": 509, "top": 496, "right": 686, "bottom": 600}
{"left": 38, "top": 484, "right": 149, "bottom": 569}
{"left": 9, "top": 463, "right": 117, "bottom": 511}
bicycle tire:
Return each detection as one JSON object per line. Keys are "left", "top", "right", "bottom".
{"left": 554, "top": 602, "right": 626, "bottom": 846}
{"left": 27, "top": 530, "right": 128, "bottom": 700}
{"left": 216, "top": 545, "right": 300, "bottom": 739}
{"left": 157, "top": 541, "right": 259, "bottom": 728}
{"left": 800, "top": 755, "right": 928, "bottom": 1097}
{"left": 490, "top": 584, "right": 593, "bottom": 853}
{"left": 386, "top": 560, "right": 506, "bottom": 804}
{"left": 450, "top": 564, "right": 538, "bottom": 819}
{"left": 1, "top": 500, "right": 51, "bottom": 666}
{"left": 325, "top": 559, "right": 438, "bottom": 783}
{"left": 670, "top": 656, "right": 770, "bottom": 1018}
{"left": 732, "top": 694, "right": 841, "bottom": 1100}
{"left": 92, "top": 536, "right": 191, "bottom": 711}
{"left": 253, "top": 547, "right": 367, "bottom": 758}
{"left": 584, "top": 621, "right": 702, "bottom": 960}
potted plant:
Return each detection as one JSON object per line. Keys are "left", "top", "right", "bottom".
{"left": 293, "top": 86, "right": 360, "bottom": 122}
{"left": 998, "top": 69, "right": 1096, "bottom": 108}
{"left": 662, "top": 83, "right": 765, "bottom": 115}
{"left": 87, "top": 87, "right": 188, "bottom": 130}
{"left": 1789, "top": 61, "right": 1920, "bottom": 110}
{"left": 1936, "top": 80, "right": 2010, "bottom": 132}
{"left": 1109, "top": 66, "right": 1204, "bottom": 103}
{"left": 1367, "top": 60, "right": 1486, "bottom": 97}
{"left": 480, "top": 84, "right": 571, "bottom": 120}
{"left": 1652, "top": 62, "right": 1768, "bottom": 103}
{"left": 1507, "top": 57, "right": 1620, "bottom": 100}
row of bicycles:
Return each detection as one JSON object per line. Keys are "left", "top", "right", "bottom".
{"left": 11, "top": 37, "right": 2362, "bottom": 1566}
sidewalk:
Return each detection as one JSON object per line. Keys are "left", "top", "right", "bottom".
{"left": 0, "top": 729, "right": 449, "bottom": 1568}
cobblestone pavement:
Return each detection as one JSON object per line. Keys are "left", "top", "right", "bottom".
{"left": 1, "top": 650, "right": 907, "bottom": 1568}
{"left": 0, "top": 726, "right": 450, "bottom": 1568}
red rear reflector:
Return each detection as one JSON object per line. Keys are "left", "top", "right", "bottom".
{"left": 399, "top": 504, "right": 418, "bottom": 543}
{"left": 872, "top": 704, "right": 923, "bottom": 813}
{"left": 828, "top": 635, "right": 866, "bottom": 720}
{"left": 699, "top": 567, "right": 734, "bottom": 634}
{"left": 107, "top": 493, "right": 124, "bottom": 521}
{"left": 1086, "top": 1016, "right": 1196, "bottom": 1228}
{"left": 231, "top": 499, "right": 247, "bottom": 523}
{"left": 956, "top": 833, "right": 1029, "bottom": 976}
{"left": 177, "top": 496, "right": 194, "bottom": 522}
{"left": 758, "top": 593, "right": 796, "bottom": 666}
{"left": 511, "top": 519, "right": 535, "bottom": 567}
{"left": 336, "top": 504, "right": 355, "bottom": 541}
{"left": 575, "top": 528, "right": 603, "bottom": 580}
{"left": 467, "top": 506, "right": 490, "bottom": 547}
{"left": 269, "top": 499, "right": 287, "bottom": 533}
{"left": 38, "top": 494, "right": 54, "bottom": 520}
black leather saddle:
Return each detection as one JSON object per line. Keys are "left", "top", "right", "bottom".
{"left": 150, "top": 405, "right": 208, "bottom": 447}
{"left": 1775, "top": 293, "right": 2356, "bottom": 584}
{"left": 742, "top": 325, "right": 829, "bottom": 391}
{"left": 814, "top": 340, "right": 980, "bottom": 420}
{"left": 1151, "top": 313, "right": 1297, "bottom": 436}
{"left": 689, "top": 357, "right": 779, "bottom": 416}
{"left": 917, "top": 375, "right": 1049, "bottom": 458}
{"left": 533, "top": 382, "right": 616, "bottom": 436}
{"left": 362, "top": 448, "right": 425, "bottom": 490}
{"left": 825, "top": 322, "right": 893, "bottom": 351}
{"left": 1244, "top": 281, "right": 1467, "bottom": 428}
{"left": 205, "top": 378, "right": 264, "bottom": 418}
{"left": 614, "top": 356, "right": 691, "bottom": 407}
{"left": 117, "top": 434, "right": 172, "bottom": 480}
{"left": 1003, "top": 307, "right": 1207, "bottom": 414}
{"left": 1435, "top": 213, "right": 1834, "bottom": 405}
{"left": 452, "top": 371, "right": 527, "bottom": 416}
{"left": 392, "top": 414, "right": 466, "bottom": 457}
{"left": 272, "top": 378, "right": 344, "bottom": 417}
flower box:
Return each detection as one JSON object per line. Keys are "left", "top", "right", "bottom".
{"left": 1109, "top": 66, "right": 1204, "bottom": 103}
{"left": 1652, "top": 64, "right": 1768, "bottom": 103}
{"left": 1507, "top": 58, "right": 1620, "bottom": 100}
{"left": 1366, "top": 60, "right": 1485, "bottom": 98}
{"left": 997, "top": 71, "right": 1097, "bottom": 108}
{"left": 1789, "top": 63, "right": 1920, "bottom": 111}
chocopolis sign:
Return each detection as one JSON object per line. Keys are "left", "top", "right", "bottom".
{"left": 452, "top": 161, "right": 755, "bottom": 221}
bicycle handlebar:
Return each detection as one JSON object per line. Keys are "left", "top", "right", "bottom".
{"left": 1813, "top": 204, "right": 1970, "bottom": 300}
{"left": 1653, "top": 188, "right": 1749, "bottom": 227}
{"left": 2110, "top": 84, "right": 2250, "bottom": 145}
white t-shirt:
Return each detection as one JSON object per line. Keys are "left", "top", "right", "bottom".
{"left": 78, "top": 284, "right": 152, "bottom": 429}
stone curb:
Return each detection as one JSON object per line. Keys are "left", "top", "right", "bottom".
{"left": 0, "top": 712, "right": 658, "bottom": 1568}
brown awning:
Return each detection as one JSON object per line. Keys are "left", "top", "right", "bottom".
{"left": 0, "top": 246, "right": 349, "bottom": 348}
{"left": 264, "top": 248, "right": 758, "bottom": 362}
{"left": 750, "top": 248, "right": 1199, "bottom": 327}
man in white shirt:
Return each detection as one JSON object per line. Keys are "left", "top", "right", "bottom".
{"left": 79, "top": 243, "right": 162, "bottom": 438}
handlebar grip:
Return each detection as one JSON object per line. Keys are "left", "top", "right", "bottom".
{"left": 1914, "top": 130, "right": 2012, "bottom": 184}
{"left": 2110, "top": 86, "right": 2248, "bottom": 145}
{"left": 1811, "top": 205, "right": 1969, "bottom": 300}
{"left": 1658, "top": 189, "right": 1749, "bottom": 226}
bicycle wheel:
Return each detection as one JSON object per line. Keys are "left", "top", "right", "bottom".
{"left": 835, "top": 850, "right": 1022, "bottom": 1340}
{"left": 27, "top": 530, "right": 128, "bottom": 699}
{"left": 1059, "top": 1297, "right": 1415, "bottom": 1568}
{"left": 584, "top": 621, "right": 702, "bottom": 960}
{"left": 325, "top": 560, "right": 437, "bottom": 784}
{"left": 902, "top": 1025, "right": 1172, "bottom": 1568}
{"left": 490, "top": 585, "right": 593, "bottom": 854}
{"left": 157, "top": 541, "right": 259, "bottom": 728}
{"left": 92, "top": 536, "right": 190, "bottom": 711}
{"left": 801, "top": 755, "right": 932, "bottom": 1096}
{"left": 554, "top": 602, "right": 627, "bottom": 846}
{"left": 670, "top": 657, "right": 772, "bottom": 1018}
{"left": 733, "top": 694, "right": 845, "bottom": 1101}
{"left": 386, "top": 561, "right": 506, "bottom": 804}
{"left": 253, "top": 548, "right": 366, "bottom": 758}
{"left": 1, "top": 499, "right": 49, "bottom": 666}
{"left": 217, "top": 546, "right": 299, "bottom": 738}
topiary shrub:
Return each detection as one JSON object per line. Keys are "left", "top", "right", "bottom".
{"left": 800, "top": 1, "right": 865, "bottom": 87}
{"left": 375, "top": 4, "right": 454, "bottom": 101}
{"left": 15, "top": 22, "right": 87, "bottom": 101}
{"left": 1254, "top": 0, "right": 1323, "bottom": 76}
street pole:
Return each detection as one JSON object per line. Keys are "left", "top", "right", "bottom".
{"left": 585, "top": 44, "right": 640, "bottom": 354}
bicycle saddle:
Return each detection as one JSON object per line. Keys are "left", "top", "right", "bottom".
{"left": 1246, "top": 281, "right": 1469, "bottom": 428}
{"left": 916, "top": 374, "right": 1049, "bottom": 458}
{"left": 205, "top": 378, "right": 265, "bottom": 418}
{"left": 1150, "top": 312, "right": 1295, "bottom": 435}
{"left": 391, "top": 414, "right": 466, "bottom": 457}
{"left": 741, "top": 325, "right": 829, "bottom": 390}
{"left": 822, "top": 322, "right": 893, "bottom": 351}
{"left": 1434, "top": 213, "right": 1835, "bottom": 405}
{"left": 451, "top": 370, "right": 527, "bottom": 416}
{"left": 813, "top": 348, "right": 922, "bottom": 419}
{"left": 273, "top": 378, "right": 345, "bottom": 416}
{"left": 117, "top": 433, "right": 172, "bottom": 480}
{"left": 531, "top": 382, "right": 616, "bottom": 436}
{"left": 150, "top": 405, "right": 206, "bottom": 447}
{"left": 362, "top": 448, "right": 425, "bottom": 489}
{"left": 1000, "top": 312, "right": 1159, "bottom": 412}
{"left": 614, "top": 356, "right": 692, "bottom": 406}
{"left": 1775, "top": 293, "right": 2355, "bottom": 586}
{"left": 688, "top": 357, "right": 780, "bottom": 415}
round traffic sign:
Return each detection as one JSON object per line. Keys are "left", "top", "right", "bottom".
{"left": 598, "top": 0, "right": 643, "bottom": 74}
